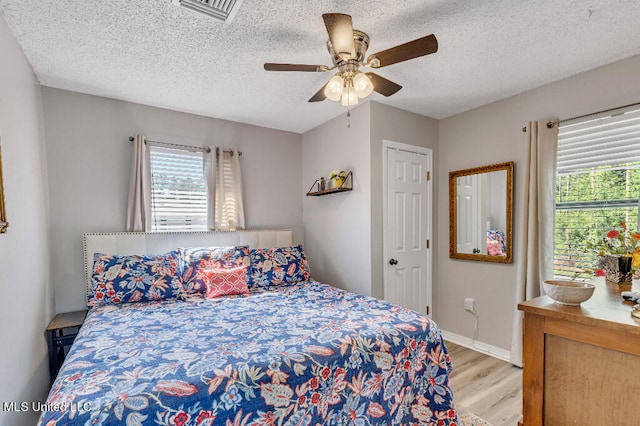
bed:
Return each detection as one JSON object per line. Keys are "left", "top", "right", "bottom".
{"left": 38, "top": 230, "right": 458, "bottom": 425}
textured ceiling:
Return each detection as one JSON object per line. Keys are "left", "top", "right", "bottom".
{"left": 2, "top": 0, "right": 640, "bottom": 134}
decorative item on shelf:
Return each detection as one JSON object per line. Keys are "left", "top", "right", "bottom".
{"left": 306, "top": 171, "right": 353, "bottom": 196}
{"left": 585, "top": 221, "right": 640, "bottom": 284}
{"left": 329, "top": 169, "right": 347, "bottom": 189}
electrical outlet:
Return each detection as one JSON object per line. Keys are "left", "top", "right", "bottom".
{"left": 464, "top": 297, "right": 475, "bottom": 313}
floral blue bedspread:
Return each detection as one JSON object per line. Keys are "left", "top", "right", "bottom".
{"left": 39, "top": 281, "right": 457, "bottom": 425}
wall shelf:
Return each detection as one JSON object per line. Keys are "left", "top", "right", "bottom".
{"left": 306, "top": 171, "right": 353, "bottom": 196}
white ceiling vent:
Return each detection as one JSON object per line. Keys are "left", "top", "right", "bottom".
{"left": 172, "top": 0, "right": 245, "bottom": 24}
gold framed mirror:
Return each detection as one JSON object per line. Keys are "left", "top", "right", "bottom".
{"left": 0, "top": 142, "right": 7, "bottom": 233}
{"left": 449, "top": 161, "right": 513, "bottom": 263}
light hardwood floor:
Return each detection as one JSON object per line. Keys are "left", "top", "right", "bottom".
{"left": 446, "top": 341, "right": 522, "bottom": 425}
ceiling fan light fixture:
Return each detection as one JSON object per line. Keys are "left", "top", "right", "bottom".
{"left": 353, "top": 72, "right": 374, "bottom": 98}
{"left": 265, "top": 14, "right": 438, "bottom": 107}
{"left": 324, "top": 75, "right": 345, "bottom": 101}
{"left": 341, "top": 86, "right": 358, "bottom": 106}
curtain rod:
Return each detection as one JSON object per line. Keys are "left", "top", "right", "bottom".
{"left": 521, "top": 101, "right": 640, "bottom": 132}
{"left": 128, "top": 136, "right": 242, "bottom": 156}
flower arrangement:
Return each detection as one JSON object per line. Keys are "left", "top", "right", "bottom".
{"left": 328, "top": 170, "right": 346, "bottom": 180}
{"left": 328, "top": 170, "right": 347, "bottom": 188}
{"left": 585, "top": 221, "right": 640, "bottom": 277}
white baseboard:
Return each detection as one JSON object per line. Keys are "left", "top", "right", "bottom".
{"left": 441, "top": 330, "right": 511, "bottom": 363}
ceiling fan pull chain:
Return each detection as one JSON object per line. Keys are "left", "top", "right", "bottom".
{"left": 346, "top": 109, "right": 351, "bottom": 128}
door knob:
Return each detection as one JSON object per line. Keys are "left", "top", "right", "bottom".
{"left": 389, "top": 258, "right": 398, "bottom": 265}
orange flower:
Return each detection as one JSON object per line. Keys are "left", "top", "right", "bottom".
{"left": 632, "top": 233, "right": 640, "bottom": 241}
{"left": 620, "top": 221, "right": 627, "bottom": 230}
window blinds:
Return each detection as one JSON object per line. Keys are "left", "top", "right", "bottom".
{"left": 554, "top": 106, "right": 640, "bottom": 279}
{"left": 149, "top": 146, "right": 208, "bottom": 232}
{"left": 557, "top": 107, "right": 640, "bottom": 174}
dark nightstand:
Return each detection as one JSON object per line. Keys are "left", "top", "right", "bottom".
{"left": 45, "top": 310, "right": 87, "bottom": 384}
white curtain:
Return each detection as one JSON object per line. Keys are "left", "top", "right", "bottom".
{"left": 126, "top": 134, "right": 151, "bottom": 232}
{"left": 204, "top": 146, "right": 245, "bottom": 231}
{"left": 510, "top": 120, "right": 558, "bottom": 367}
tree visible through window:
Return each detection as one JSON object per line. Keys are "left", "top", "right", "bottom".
{"left": 554, "top": 108, "right": 640, "bottom": 279}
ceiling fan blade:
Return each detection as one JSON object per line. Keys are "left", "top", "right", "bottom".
{"left": 264, "top": 63, "right": 329, "bottom": 72}
{"left": 365, "top": 72, "right": 402, "bottom": 97}
{"left": 322, "top": 13, "right": 355, "bottom": 60}
{"left": 308, "top": 82, "right": 329, "bottom": 102}
{"left": 368, "top": 34, "right": 438, "bottom": 68}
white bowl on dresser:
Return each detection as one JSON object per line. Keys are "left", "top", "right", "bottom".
{"left": 542, "top": 279, "right": 596, "bottom": 306}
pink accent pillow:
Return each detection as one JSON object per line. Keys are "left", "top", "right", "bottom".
{"left": 204, "top": 266, "right": 250, "bottom": 299}
{"left": 487, "top": 240, "right": 503, "bottom": 256}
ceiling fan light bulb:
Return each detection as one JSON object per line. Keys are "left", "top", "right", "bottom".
{"left": 341, "top": 86, "right": 359, "bottom": 106}
{"left": 353, "top": 73, "right": 374, "bottom": 98}
{"left": 324, "top": 75, "right": 344, "bottom": 101}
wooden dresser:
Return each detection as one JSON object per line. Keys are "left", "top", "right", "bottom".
{"left": 518, "top": 278, "right": 640, "bottom": 425}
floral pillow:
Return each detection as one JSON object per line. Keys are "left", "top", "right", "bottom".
{"left": 247, "top": 245, "right": 311, "bottom": 287}
{"left": 179, "top": 246, "right": 250, "bottom": 294}
{"left": 203, "top": 266, "right": 250, "bottom": 299}
{"left": 89, "top": 251, "right": 184, "bottom": 308}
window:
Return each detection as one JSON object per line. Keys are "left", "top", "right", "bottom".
{"left": 149, "top": 145, "right": 208, "bottom": 232}
{"left": 554, "top": 107, "right": 640, "bottom": 278}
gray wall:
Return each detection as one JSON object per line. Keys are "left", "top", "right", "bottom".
{"left": 437, "top": 54, "right": 640, "bottom": 350}
{"left": 42, "top": 88, "right": 303, "bottom": 313}
{"left": 0, "top": 16, "right": 52, "bottom": 426}
{"left": 302, "top": 103, "right": 372, "bottom": 295}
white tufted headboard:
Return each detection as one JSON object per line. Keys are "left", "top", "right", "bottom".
{"left": 82, "top": 229, "right": 293, "bottom": 299}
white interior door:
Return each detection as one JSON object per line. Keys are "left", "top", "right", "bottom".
{"left": 456, "top": 174, "right": 480, "bottom": 254}
{"left": 384, "top": 143, "right": 432, "bottom": 317}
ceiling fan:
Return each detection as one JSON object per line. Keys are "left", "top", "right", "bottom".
{"left": 264, "top": 13, "right": 438, "bottom": 106}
